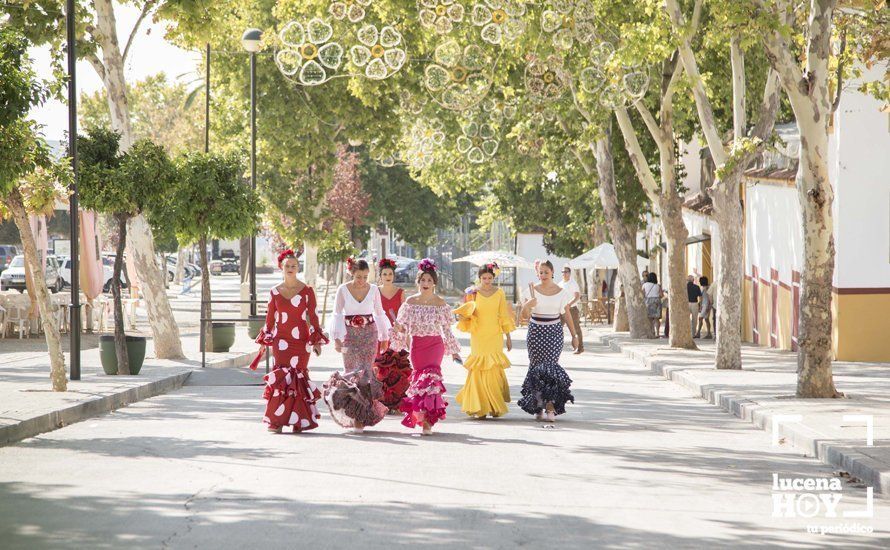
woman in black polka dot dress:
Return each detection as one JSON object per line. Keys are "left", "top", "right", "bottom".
{"left": 518, "top": 260, "right": 578, "bottom": 422}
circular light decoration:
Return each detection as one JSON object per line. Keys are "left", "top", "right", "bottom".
{"left": 525, "top": 54, "right": 567, "bottom": 101}
{"left": 403, "top": 119, "right": 445, "bottom": 170}
{"left": 481, "top": 95, "right": 518, "bottom": 122}
{"left": 457, "top": 120, "right": 498, "bottom": 163}
{"left": 418, "top": 0, "right": 465, "bottom": 34}
{"left": 424, "top": 39, "right": 493, "bottom": 111}
{"left": 399, "top": 91, "right": 429, "bottom": 115}
{"left": 623, "top": 70, "right": 650, "bottom": 101}
{"left": 349, "top": 24, "right": 406, "bottom": 79}
{"left": 329, "top": 0, "right": 372, "bottom": 23}
{"left": 275, "top": 19, "right": 344, "bottom": 86}
{"left": 471, "top": 0, "right": 527, "bottom": 45}
{"left": 541, "top": 0, "right": 596, "bottom": 50}
{"left": 599, "top": 82, "right": 627, "bottom": 110}
{"left": 515, "top": 130, "right": 545, "bottom": 157}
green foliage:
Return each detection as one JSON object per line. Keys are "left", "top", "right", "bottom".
{"left": 79, "top": 73, "right": 204, "bottom": 155}
{"left": 77, "top": 128, "right": 177, "bottom": 219}
{"left": 171, "top": 151, "right": 261, "bottom": 244}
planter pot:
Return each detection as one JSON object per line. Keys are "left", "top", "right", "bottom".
{"left": 247, "top": 315, "right": 265, "bottom": 340}
{"left": 99, "top": 335, "right": 147, "bottom": 375}
{"left": 210, "top": 322, "right": 236, "bottom": 352}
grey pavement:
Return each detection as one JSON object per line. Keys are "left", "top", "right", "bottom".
{"left": 590, "top": 328, "right": 890, "bottom": 497}
{"left": 1, "top": 329, "right": 887, "bottom": 548}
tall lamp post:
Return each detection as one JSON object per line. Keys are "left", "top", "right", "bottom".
{"left": 66, "top": 0, "right": 81, "bottom": 380}
{"left": 241, "top": 28, "right": 262, "bottom": 317}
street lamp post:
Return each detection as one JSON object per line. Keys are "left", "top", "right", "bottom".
{"left": 66, "top": 0, "right": 81, "bottom": 380}
{"left": 242, "top": 28, "right": 262, "bottom": 318}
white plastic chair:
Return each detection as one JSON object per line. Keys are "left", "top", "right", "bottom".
{"left": 4, "top": 305, "right": 28, "bottom": 339}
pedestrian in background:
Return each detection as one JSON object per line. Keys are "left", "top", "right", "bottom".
{"left": 696, "top": 276, "right": 713, "bottom": 339}
{"left": 687, "top": 275, "right": 702, "bottom": 338}
{"left": 642, "top": 272, "right": 662, "bottom": 338}
{"left": 559, "top": 265, "right": 584, "bottom": 354}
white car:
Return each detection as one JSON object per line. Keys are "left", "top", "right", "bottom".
{"left": 0, "top": 255, "right": 63, "bottom": 293}
{"left": 57, "top": 256, "right": 127, "bottom": 293}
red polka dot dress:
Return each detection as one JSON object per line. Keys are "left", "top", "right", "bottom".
{"left": 255, "top": 285, "right": 328, "bottom": 432}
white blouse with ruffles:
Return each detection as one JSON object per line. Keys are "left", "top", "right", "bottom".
{"left": 531, "top": 287, "right": 573, "bottom": 316}
{"left": 389, "top": 304, "right": 461, "bottom": 355}
{"left": 328, "top": 283, "right": 391, "bottom": 342}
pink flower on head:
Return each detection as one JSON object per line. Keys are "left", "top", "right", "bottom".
{"left": 418, "top": 258, "right": 437, "bottom": 273}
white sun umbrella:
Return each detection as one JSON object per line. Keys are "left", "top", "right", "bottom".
{"left": 452, "top": 251, "right": 536, "bottom": 269}
{"left": 569, "top": 243, "right": 648, "bottom": 272}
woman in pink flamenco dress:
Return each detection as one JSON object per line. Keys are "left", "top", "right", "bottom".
{"left": 389, "top": 259, "right": 462, "bottom": 435}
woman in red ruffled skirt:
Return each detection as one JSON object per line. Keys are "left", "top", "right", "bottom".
{"left": 250, "top": 250, "right": 328, "bottom": 433}
{"left": 375, "top": 258, "right": 412, "bottom": 412}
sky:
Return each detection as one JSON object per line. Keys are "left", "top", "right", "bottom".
{"left": 28, "top": 3, "right": 201, "bottom": 141}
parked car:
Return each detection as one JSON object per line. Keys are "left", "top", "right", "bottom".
{"left": 219, "top": 249, "right": 240, "bottom": 274}
{"left": 57, "top": 256, "right": 127, "bottom": 293}
{"left": 0, "top": 244, "right": 21, "bottom": 274}
{"left": 393, "top": 258, "right": 417, "bottom": 283}
{"left": 165, "top": 256, "right": 201, "bottom": 281}
{"left": 0, "top": 254, "right": 63, "bottom": 292}
{"left": 208, "top": 259, "right": 223, "bottom": 276}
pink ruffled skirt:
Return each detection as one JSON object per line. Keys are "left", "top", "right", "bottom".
{"left": 400, "top": 335, "right": 448, "bottom": 428}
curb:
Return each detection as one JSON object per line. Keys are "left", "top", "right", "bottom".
{"left": 0, "top": 350, "right": 254, "bottom": 447}
{"left": 594, "top": 331, "right": 889, "bottom": 497}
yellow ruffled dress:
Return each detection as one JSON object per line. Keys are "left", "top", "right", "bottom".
{"left": 454, "top": 288, "right": 516, "bottom": 417}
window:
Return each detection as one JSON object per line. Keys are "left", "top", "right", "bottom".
{"left": 9, "top": 256, "right": 24, "bottom": 268}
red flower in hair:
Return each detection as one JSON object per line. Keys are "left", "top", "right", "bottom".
{"left": 277, "top": 249, "right": 296, "bottom": 267}
{"left": 378, "top": 258, "right": 397, "bottom": 270}
{"left": 346, "top": 257, "right": 355, "bottom": 271}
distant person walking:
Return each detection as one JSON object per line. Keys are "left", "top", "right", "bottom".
{"left": 642, "top": 272, "right": 663, "bottom": 337}
{"left": 696, "top": 276, "right": 713, "bottom": 339}
{"left": 559, "top": 266, "right": 584, "bottom": 354}
{"left": 687, "top": 275, "right": 702, "bottom": 338}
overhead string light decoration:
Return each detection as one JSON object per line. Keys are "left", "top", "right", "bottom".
{"left": 275, "top": 19, "right": 344, "bottom": 86}
{"left": 329, "top": 0, "right": 372, "bottom": 23}
{"left": 457, "top": 119, "right": 499, "bottom": 163}
{"left": 418, "top": 0, "right": 465, "bottom": 34}
{"left": 424, "top": 39, "right": 495, "bottom": 111}
{"left": 349, "top": 24, "right": 407, "bottom": 79}
{"left": 471, "top": 0, "right": 527, "bottom": 45}
{"left": 541, "top": 0, "right": 596, "bottom": 50}
{"left": 525, "top": 54, "right": 568, "bottom": 101}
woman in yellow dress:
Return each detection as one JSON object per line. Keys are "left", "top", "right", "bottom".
{"left": 454, "top": 263, "right": 516, "bottom": 418}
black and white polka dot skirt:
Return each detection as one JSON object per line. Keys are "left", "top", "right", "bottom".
{"left": 517, "top": 321, "right": 574, "bottom": 416}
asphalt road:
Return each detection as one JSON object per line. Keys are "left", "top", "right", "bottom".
{"left": 0, "top": 327, "right": 887, "bottom": 549}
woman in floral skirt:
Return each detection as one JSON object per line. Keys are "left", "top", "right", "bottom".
{"left": 374, "top": 257, "right": 412, "bottom": 413}
{"left": 325, "top": 258, "right": 391, "bottom": 434}
{"left": 390, "top": 259, "right": 462, "bottom": 435}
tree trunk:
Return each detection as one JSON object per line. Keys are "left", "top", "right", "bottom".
{"left": 128, "top": 215, "right": 184, "bottom": 359}
{"left": 111, "top": 214, "right": 130, "bottom": 375}
{"left": 199, "top": 235, "right": 213, "bottom": 351}
{"left": 710, "top": 180, "right": 744, "bottom": 369}
{"left": 92, "top": 0, "right": 182, "bottom": 359}
{"left": 592, "top": 134, "right": 653, "bottom": 339}
{"left": 7, "top": 189, "right": 67, "bottom": 391}
{"left": 303, "top": 240, "right": 319, "bottom": 287}
{"left": 174, "top": 248, "right": 186, "bottom": 285}
{"left": 239, "top": 237, "right": 250, "bottom": 283}
{"left": 795, "top": 118, "right": 838, "bottom": 397}
{"left": 659, "top": 189, "right": 696, "bottom": 349}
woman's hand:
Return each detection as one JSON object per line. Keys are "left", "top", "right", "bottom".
{"left": 452, "top": 353, "right": 462, "bottom": 362}
{"left": 334, "top": 339, "right": 343, "bottom": 353}
{"left": 571, "top": 334, "right": 579, "bottom": 348}
{"left": 379, "top": 340, "right": 390, "bottom": 354}
{"left": 505, "top": 334, "right": 513, "bottom": 352}
{"left": 312, "top": 343, "right": 322, "bottom": 356}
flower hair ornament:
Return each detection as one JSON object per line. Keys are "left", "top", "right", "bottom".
{"left": 417, "top": 258, "right": 438, "bottom": 273}
{"left": 346, "top": 257, "right": 356, "bottom": 271}
{"left": 379, "top": 257, "right": 397, "bottom": 270}
{"left": 277, "top": 249, "right": 296, "bottom": 267}
{"left": 486, "top": 261, "right": 501, "bottom": 277}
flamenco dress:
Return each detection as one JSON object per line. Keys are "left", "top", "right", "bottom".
{"left": 374, "top": 288, "right": 412, "bottom": 410}
{"left": 454, "top": 288, "right": 515, "bottom": 417}
{"left": 517, "top": 288, "right": 575, "bottom": 416}
{"left": 324, "top": 283, "right": 390, "bottom": 428}
{"left": 390, "top": 304, "right": 461, "bottom": 429}
{"left": 252, "top": 285, "right": 328, "bottom": 432}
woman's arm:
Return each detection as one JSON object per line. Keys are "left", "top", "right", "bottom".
{"left": 328, "top": 285, "right": 347, "bottom": 350}
{"left": 256, "top": 290, "right": 277, "bottom": 344}
{"left": 305, "top": 287, "right": 329, "bottom": 347}
{"left": 440, "top": 306, "right": 461, "bottom": 357}
{"left": 371, "top": 285, "right": 392, "bottom": 342}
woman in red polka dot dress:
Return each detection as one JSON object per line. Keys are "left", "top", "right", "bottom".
{"left": 250, "top": 250, "right": 328, "bottom": 433}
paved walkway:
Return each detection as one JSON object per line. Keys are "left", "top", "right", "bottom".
{"left": 589, "top": 328, "right": 890, "bottom": 496}
{"left": 0, "top": 330, "right": 257, "bottom": 446}
{"left": 0, "top": 329, "right": 886, "bottom": 548}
